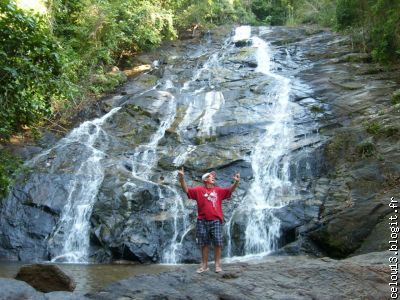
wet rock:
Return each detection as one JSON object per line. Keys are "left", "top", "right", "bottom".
{"left": 15, "top": 264, "right": 76, "bottom": 292}
{"left": 0, "top": 278, "right": 45, "bottom": 300}
{"left": 235, "top": 39, "right": 252, "bottom": 47}
{"left": 44, "top": 291, "right": 90, "bottom": 300}
{"left": 308, "top": 196, "right": 392, "bottom": 258}
{"left": 291, "top": 26, "right": 400, "bottom": 258}
{"left": 87, "top": 252, "right": 388, "bottom": 300}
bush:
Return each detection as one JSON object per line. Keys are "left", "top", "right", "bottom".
{"left": 290, "top": 0, "right": 336, "bottom": 27}
{"left": 0, "top": 148, "right": 22, "bottom": 199}
{"left": 356, "top": 140, "right": 376, "bottom": 158}
{"left": 336, "top": 0, "right": 360, "bottom": 30}
{"left": 171, "top": 0, "right": 255, "bottom": 29}
{"left": 251, "top": 0, "right": 287, "bottom": 25}
{"left": 369, "top": 1, "right": 400, "bottom": 63}
{"left": 0, "top": 1, "right": 66, "bottom": 139}
{"left": 290, "top": 0, "right": 400, "bottom": 63}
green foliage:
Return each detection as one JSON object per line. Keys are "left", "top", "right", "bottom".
{"left": 364, "top": 120, "right": 399, "bottom": 138}
{"left": 391, "top": 91, "right": 400, "bottom": 105}
{"left": 0, "top": 1, "right": 66, "bottom": 139}
{"left": 48, "top": 0, "right": 177, "bottom": 97}
{"left": 289, "top": 0, "right": 336, "bottom": 27}
{"left": 356, "top": 139, "right": 376, "bottom": 158}
{"left": 171, "top": 0, "right": 256, "bottom": 29}
{"left": 1, "top": 0, "right": 181, "bottom": 139}
{"left": 365, "top": 121, "right": 381, "bottom": 135}
{"left": 369, "top": 0, "right": 400, "bottom": 63}
{"left": 310, "top": 105, "right": 324, "bottom": 113}
{"left": 336, "top": 0, "right": 361, "bottom": 30}
{"left": 251, "top": 0, "right": 288, "bottom": 25}
{"left": 381, "top": 126, "right": 399, "bottom": 138}
{"left": 89, "top": 69, "right": 127, "bottom": 96}
{"left": 290, "top": 0, "right": 400, "bottom": 63}
{"left": 0, "top": 148, "right": 22, "bottom": 199}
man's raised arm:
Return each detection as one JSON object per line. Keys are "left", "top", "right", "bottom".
{"left": 178, "top": 167, "right": 188, "bottom": 194}
{"left": 229, "top": 172, "right": 240, "bottom": 193}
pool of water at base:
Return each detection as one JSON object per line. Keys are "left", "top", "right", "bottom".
{"left": 0, "top": 260, "right": 179, "bottom": 293}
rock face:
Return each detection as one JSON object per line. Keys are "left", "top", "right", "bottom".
{"left": 0, "top": 25, "right": 399, "bottom": 263}
{"left": 271, "top": 27, "right": 400, "bottom": 258}
{"left": 15, "top": 264, "right": 76, "bottom": 292}
{"left": 86, "top": 251, "right": 389, "bottom": 300}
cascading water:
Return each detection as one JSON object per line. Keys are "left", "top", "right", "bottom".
{"left": 46, "top": 107, "right": 121, "bottom": 262}
{"left": 130, "top": 92, "right": 176, "bottom": 179}
{"left": 164, "top": 25, "right": 299, "bottom": 261}
{"left": 123, "top": 88, "right": 191, "bottom": 264}
{"left": 226, "top": 27, "right": 296, "bottom": 257}
{"left": 0, "top": 25, "right": 323, "bottom": 264}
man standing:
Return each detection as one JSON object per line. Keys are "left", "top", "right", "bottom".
{"left": 178, "top": 167, "right": 240, "bottom": 273}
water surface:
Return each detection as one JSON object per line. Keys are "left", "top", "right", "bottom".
{"left": 0, "top": 261, "right": 178, "bottom": 293}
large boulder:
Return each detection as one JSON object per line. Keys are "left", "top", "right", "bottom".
{"left": 15, "top": 264, "right": 76, "bottom": 293}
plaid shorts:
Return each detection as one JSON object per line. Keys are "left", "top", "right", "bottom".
{"left": 196, "top": 219, "right": 223, "bottom": 246}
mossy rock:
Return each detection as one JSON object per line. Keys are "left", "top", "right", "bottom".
{"left": 364, "top": 121, "right": 381, "bottom": 135}
{"left": 324, "top": 132, "right": 356, "bottom": 164}
{"left": 234, "top": 40, "right": 252, "bottom": 47}
{"left": 124, "top": 104, "right": 152, "bottom": 118}
{"left": 136, "top": 74, "right": 158, "bottom": 87}
{"left": 391, "top": 90, "right": 400, "bottom": 105}
{"left": 355, "top": 139, "right": 376, "bottom": 158}
{"left": 310, "top": 105, "right": 324, "bottom": 114}
{"left": 381, "top": 125, "right": 399, "bottom": 137}
{"left": 194, "top": 135, "right": 217, "bottom": 145}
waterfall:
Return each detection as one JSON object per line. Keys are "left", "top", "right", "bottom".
{"left": 0, "top": 25, "right": 323, "bottom": 264}
{"left": 46, "top": 107, "right": 121, "bottom": 263}
{"left": 161, "top": 34, "right": 234, "bottom": 263}
{"left": 197, "top": 91, "right": 225, "bottom": 137}
{"left": 226, "top": 27, "right": 296, "bottom": 258}
{"left": 160, "top": 184, "right": 192, "bottom": 264}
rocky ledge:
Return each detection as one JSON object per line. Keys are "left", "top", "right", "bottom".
{"left": 0, "top": 251, "right": 390, "bottom": 299}
{"left": 87, "top": 251, "right": 389, "bottom": 300}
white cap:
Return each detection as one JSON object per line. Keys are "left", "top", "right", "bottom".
{"left": 201, "top": 171, "right": 216, "bottom": 182}
{"left": 201, "top": 173, "right": 211, "bottom": 181}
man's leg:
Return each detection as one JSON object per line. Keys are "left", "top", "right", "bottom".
{"left": 214, "top": 245, "right": 221, "bottom": 269}
{"left": 201, "top": 245, "right": 209, "bottom": 268}
{"left": 196, "top": 220, "right": 209, "bottom": 273}
{"left": 211, "top": 220, "right": 223, "bottom": 272}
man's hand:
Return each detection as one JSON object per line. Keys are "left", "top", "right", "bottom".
{"left": 230, "top": 171, "right": 240, "bottom": 193}
{"left": 178, "top": 167, "right": 188, "bottom": 193}
{"left": 233, "top": 172, "right": 240, "bottom": 184}
{"left": 178, "top": 167, "right": 185, "bottom": 180}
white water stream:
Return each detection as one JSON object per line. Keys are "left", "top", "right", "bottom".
{"left": 225, "top": 27, "right": 295, "bottom": 258}
{"left": 46, "top": 108, "right": 121, "bottom": 262}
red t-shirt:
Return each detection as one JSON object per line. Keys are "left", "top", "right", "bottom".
{"left": 187, "top": 186, "right": 232, "bottom": 221}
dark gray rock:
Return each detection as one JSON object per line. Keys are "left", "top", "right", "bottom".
{"left": 0, "top": 278, "right": 45, "bottom": 300}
